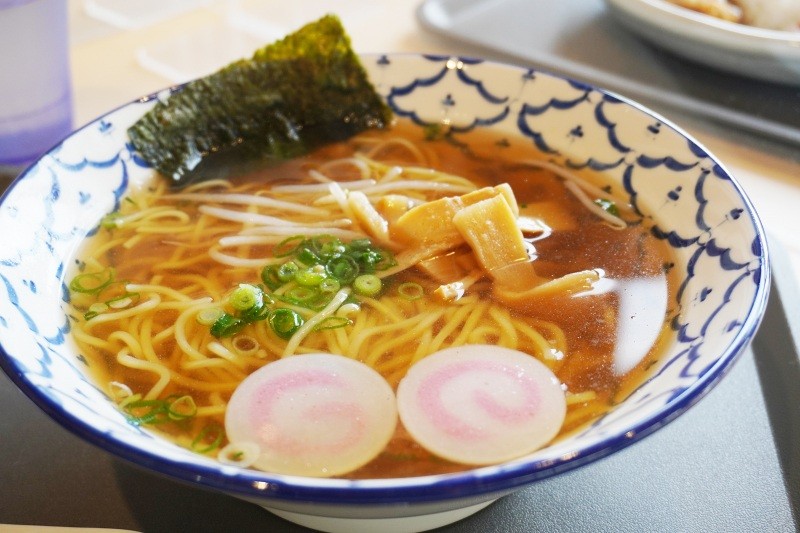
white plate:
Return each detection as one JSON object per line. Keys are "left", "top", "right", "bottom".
{"left": 603, "top": 0, "right": 800, "bottom": 86}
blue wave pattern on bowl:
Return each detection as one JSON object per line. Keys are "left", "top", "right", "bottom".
{"left": 0, "top": 54, "right": 768, "bottom": 506}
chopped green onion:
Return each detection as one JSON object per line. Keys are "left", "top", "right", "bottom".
{"left": 70, "top": 268, "right": 116, "bottom": 295}
{"left": 261, "top": 265, "right": 282, "bottom": 291}
{"left": 218, "top": 442, "right": 260, "bottom": 467}
{"left": 191, "top": 423, "right": 225, "bottom": 454}
{"left": 118, "top": 392, "right": 142, "bottom": 409}
{"left": 83, "top": 302, "right": 108, "bottom": 320}
{"left": 295, "top": 246, "right": 320, "bottom": 266}
{"left": 314, "top": 235, "right": 346, "bottom": 258}
{"left": 374, "top": 254, "right": 397, "bottom": 271}
{"left": 318, "top": 277, "right": 341, "bottom": 294}
{"left": 276, "top": 261, "right": 300, "bottom": 282}
{"left": 313, "top": 316, "right": 351, "bottom": 331}
{"left": 109, "top": 381, "right": 133, "bottom": 402}
{"left": 268, "top": 308, "right": 304, "bottom": 339}
{"left": 278, "top": 291, "right": 330, "bottom": 311}
{"left": 232, "top": 335, "right": 259, "bottom": 356}
{"left": 239, "top": 301, "right": 270, "bottom": 322}
{"left": 594, "top": 198, "right": 619, "bottom": 217}
{"left": 100, "top": 212, "right": 122, "bottom": 230}
{"left": 167, "top": 395, "right": 197, "bottom": 420}
{"left": 353, "top": 274, "right": 382, "bottom": 296}
{"left": 106, "top": 291, "right": 139, "bottom": 309}
{"left": 229, "top": 284, "right": 263, "bottom": 311}
{"left": 398, "top": 282, "right": 424, "bottom": 300}
{"left": 295, "top": 266, "right": 327, "bottom": 287}
{"left": 356, "top": 250, "right": 383, "bottom": 270}
{"left": 285, "top": 286, "right": 318, "bottom": 302}
{"left": 349, "top": 238, "right": 372, "bottom": 250}
{"left": 210, "top": 313, "right": 246, "bottom": 338}
{"left": 213, "top": 236, "right": 398, "bottom": 342}
{"left": 123, "top": 398, "right": 171, "bottom": 426}
{"left": 197, "top": 307, "right": 225, "bottom": 326}
{"left": 326, "top": 255, "right": 359, "bottom": 283}
{"left": 119, "top": 393, "right": 199, "bottom": 428}
{"left": 106, "top": 297, "right": 132, "bottom": 309}
{"left": 273, "top": 235, "right": 305, "bottom": 258}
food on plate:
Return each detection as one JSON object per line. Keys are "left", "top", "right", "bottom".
{"left": 668, "top": 0, "right": 741, "bottom": 21}
{"left": 739, "top": 0, "right": 800, "bottom": 30}
{"left": 667, "top": 0, "right": 800, "bottom": 31}
{"left": 64, "top": 17, "right": 677, "bottom": 478}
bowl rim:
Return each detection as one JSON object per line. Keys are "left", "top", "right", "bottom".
{"left": 0, "top": 52, "right": 771, "bottom": 506}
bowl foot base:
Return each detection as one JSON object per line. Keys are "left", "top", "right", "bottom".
{"left": 265, "top": 498, "right": 497, "bottom": 533}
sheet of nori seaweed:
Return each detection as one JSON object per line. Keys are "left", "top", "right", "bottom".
{"left": 127, "top": 15, "right": 392, "bottom": 187}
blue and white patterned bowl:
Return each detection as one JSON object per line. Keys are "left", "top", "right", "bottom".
{"left": 0, "top": 54, "right": 769, "bottom": 532}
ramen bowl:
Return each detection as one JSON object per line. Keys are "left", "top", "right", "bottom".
{"left": 0, "top": 54, "right": 768, "bottom": 533}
